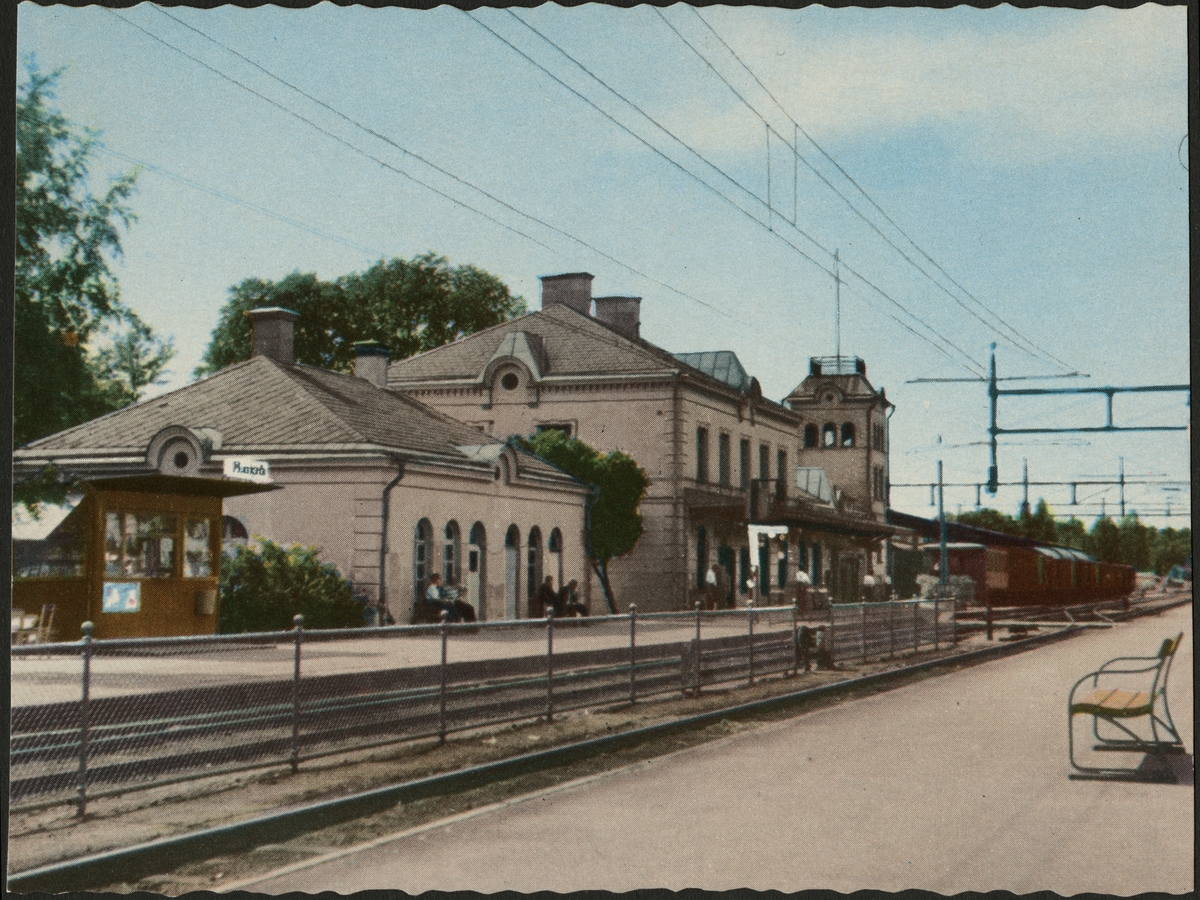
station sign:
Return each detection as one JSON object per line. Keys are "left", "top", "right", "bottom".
{"left": 223, "top": 457, "right": 272, "bottom": 483}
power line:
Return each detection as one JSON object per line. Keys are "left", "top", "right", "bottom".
{"left": 95, "top": 145, "right": 390, "bottom": 259}
{"left": 147, "top": 5, "right": 739, "bottom": 327}
{"left": 471, "top": 9, "right": 985, "bottom": 377}
{"left": 679, "top": 7, "right": 1076, "bottom": 374}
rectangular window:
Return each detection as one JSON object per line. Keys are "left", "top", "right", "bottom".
{"left": 184, "top": 519, "right": 214, "bottom": 578}
{"left": 777, "top": 449, "right": 787, "bottom": 480}
{"left": 696, "top": 427, "right": 709, "bottom": 483}
{"left": 105, "top": 512, "right": 177, "bottom": 579}
{"left": 739, "top": 439, "right": 751, "bottom": 490}
{"left": 13, "top": 511, "right": 86, "bottom": 579}
{"left": 759, "top": 444, "right": 770, "bottom": 480}
{"left": 536, "top": 423, "right": 572, "bottom": 438}
{"left": 717, "top": 433, "right": 731, "bottom": 488}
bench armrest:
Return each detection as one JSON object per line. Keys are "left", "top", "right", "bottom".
{"left": 1095, "top": 657, "right": 1162, "bottom": 675}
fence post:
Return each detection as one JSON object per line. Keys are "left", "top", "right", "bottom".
{"left": 747, "top": 602, "right": 755, "bottom": 686}
{"left": 791, "top": 601, "right": 799, "bottom": 675}
{"left": 76, "top": 621, "right": 94, "bottom": 817}
{"left": 439, "top": 610, "right": 449, "bottom": 743}
{"left": 828, "top": 599, "right": 836, "bottom": 666}
{"left": 933, "top": 591, "right": 940, "bottom": 651}
{"left": 888, "top": 600, "right": 895, "bottom": 659}
{"left": 291, "top": 614, "right": 303, "bottom": 772}
{"left": 546, "top": 608, "right": 555, "bottom": 723}
{"left": 694, "top": 601, "right": 703, "bottom": 693}
{"left": 951, "top": 594, "right": 957, "bottom": 646}
{"left": 859, "top": 602, "right": 867, "bottom": 665}
{"left": 986, "top": 602, "right": 994, "bottom": 641}
{"left": 628, "top": 604, "right": 637, "bottom": 703}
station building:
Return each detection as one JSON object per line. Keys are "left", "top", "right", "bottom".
{"left": 12, "top": 308, "right": 592, "bottom": 637}
{"left": 387, "top": 272, "right": 899, "bottom": 612}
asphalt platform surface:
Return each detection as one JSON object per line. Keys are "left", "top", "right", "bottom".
{"left": 230, "top": 601, "right": 1193, "bottom": 895}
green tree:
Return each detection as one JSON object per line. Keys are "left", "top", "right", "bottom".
{"left": 954, "top": 507, "right": 1021, "bottom": 536}
{"left": 1019, "top": 498, "right": 1058, "bottom": 544}
{"left": 516, "top": 430, "right": 650, "bottom": 613}
{"left": 14, "top": 62, "right": 173, "bottom": 447}
{"left": 1116, "top": 513, "right": 1153, "bottom": 572}
{"left": 1149, "top": 527, "right": 1191, "bottom": 576}
{"left": 196, "top": 253, "right": 524, "bottom": 375}
{"left": 1054, "top": 516, "right": 1088, "bottom": 552}
{"left": 218, "top": 539, "right": 362, "bottom": 633}
{"left": 1089, "top": 516, "right": 1121, "bottom": 564}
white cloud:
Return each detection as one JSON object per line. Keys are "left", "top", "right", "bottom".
{"left": 660, "top": 6, "right": 1186, "bottom": 165}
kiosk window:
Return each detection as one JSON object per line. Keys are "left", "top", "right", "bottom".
{"left": 13, "top": 513, "right": 85, "bottom": 578}
{"left": 106, "top": 512, "right": 177, "bottom": 578}
{"left": 184, "top": 519, "right": 214, "bottom": 577}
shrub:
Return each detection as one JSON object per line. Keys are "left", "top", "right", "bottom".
{"left": 218, "top": 539, "right": 361, "bottom": 633}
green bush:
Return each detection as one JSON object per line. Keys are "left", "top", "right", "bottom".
{"left": 218, "top": 539, "right": 362, "bottom": 633}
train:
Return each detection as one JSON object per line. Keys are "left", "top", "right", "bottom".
{"left": 919, "top": 541, "right": 1136, "bottom": 608}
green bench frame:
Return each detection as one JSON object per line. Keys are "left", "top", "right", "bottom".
{"left": 1068, "top": 632, "right": 1185, "bottom": 781}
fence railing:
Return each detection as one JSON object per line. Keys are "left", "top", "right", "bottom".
{"left": 11, "top": 599, "right": 955, "bottom": 815}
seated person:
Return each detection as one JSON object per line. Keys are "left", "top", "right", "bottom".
{"left": 534, "top": 575, "right": 559, "bottom": 618}
{"left": 451, "top": 585, "right": 477, "bottom": 623}
{"left": 424, "top": 574, "right": 461, "bottom": 623}
{"left": 559, "top": 579, "right": 588, "bottom": 617}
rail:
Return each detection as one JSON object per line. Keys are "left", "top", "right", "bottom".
{"left": 12, "top": 597, "right": 961, "bottom": 813}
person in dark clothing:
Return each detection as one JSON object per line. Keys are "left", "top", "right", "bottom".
{"left": 796, "top": 624, "right": 818, "bottom": 673}
{"left": 534, "top": 575, "right": 559, "bottom": 618}
{"left": 814, "top": 625, "right": 836, "bottom": 670}
{"left": 560, "top": 579, "right": 588, "bottom": 617}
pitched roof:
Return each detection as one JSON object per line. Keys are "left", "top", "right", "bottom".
{"left": 386, "top": 304, "right": 679, "bottom": 384}
{"left": 17, "top": 356, "right": 571, "bottom": 484}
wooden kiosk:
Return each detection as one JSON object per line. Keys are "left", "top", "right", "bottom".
{"left": 12, "top": 474, "right": 277, "bottom": 641}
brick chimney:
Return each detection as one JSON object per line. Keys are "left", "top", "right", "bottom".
{"left": 540, "top": 272, "right": 593, "bottom": 316}
{"left": 593, "top": 296, "right": 641, "bottom": 341}
{"left": 354, "top": 340, "right": 389, "bottom": 388}
{"left": 246, "top": 307, "right": 299, "bottom": 365}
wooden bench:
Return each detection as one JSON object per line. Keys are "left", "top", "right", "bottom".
{"left": 1068, "top": 632, "right": 1185, "bottom": 781}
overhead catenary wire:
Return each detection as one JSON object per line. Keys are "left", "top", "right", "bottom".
{"left": 146, "top": 5, "right": 740, "bottom": 328}
{"left": 480, "top": 9, "right": 985, "bottom": 377}
{"left": 678, "top": 6, "right": 1076, "bottom": 374}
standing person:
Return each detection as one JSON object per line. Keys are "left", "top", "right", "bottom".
{"left": 795, "top": 569, "right": 811, "bottom": 614}
{"left": 534, "top": 575, "right": 559, "bottom": 618}
{"left": 796, "top": 624, "right": 818, "bottom": 673}
{"left": 743, "top": 568, "right": 757, "bottom": 607}
{"left": 704, "top": 564, "right": 722, "bottom": 611}
{"left": 424, "top": 574, "right": 460, "bottom": 623}
{"left": 560, "top": 579, "right": 587, "bottom": 617}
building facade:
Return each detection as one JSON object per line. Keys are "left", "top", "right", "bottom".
{"left": 387, "top": 273, "right": 898, "bottom": 612}
{"left": 13, "top": 309, "right": 593, "bottom": 628}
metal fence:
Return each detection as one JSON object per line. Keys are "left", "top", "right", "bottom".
{"left": 11, "top": 599, "right": 952, "bottom": 815}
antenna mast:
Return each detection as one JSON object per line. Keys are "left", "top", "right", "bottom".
{"left": 834, "top": 249, "right": 841, "bottom": 362}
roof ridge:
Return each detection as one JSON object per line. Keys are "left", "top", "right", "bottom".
{"left": 384, "top": 309, "right": 540, "bottom": 371}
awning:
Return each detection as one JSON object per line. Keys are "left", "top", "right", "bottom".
{"left": 83, "top": 474, "right": 281, "bottom": 498}
{"left": 11, "top": 495, "right": 82, "bottom": 541}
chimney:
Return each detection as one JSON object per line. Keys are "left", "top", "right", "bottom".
{"left": 593, "top": 296, "right": 641, "bottom": 340}
{"left": 354, "top": 340, "right": 389, "bottom": 388}
{"left": 539, "top": 272, "right": 593, "bottom": 316}
{"left": 246, "top": 307, "right": 299, "bottom": 365}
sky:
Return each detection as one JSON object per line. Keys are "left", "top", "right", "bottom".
{"left": 15, "top": 3, "right": 1191, "bottom": 530}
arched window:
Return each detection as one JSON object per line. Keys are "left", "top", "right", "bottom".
{"left": 821, "top": 423, "right": 837, "bottom": 448}
{"left": 803, "top": 424, "right": 818, "bottom": 449}
{"left": 527, "top": 526, "right": 543, "bottom": 605}
{"left": 696, "top": 526, "right": 708, "bottom": 589}
{"left": 841, "top": 422, "right": 855, "bottom": 447}
{"left": 548, "top": 527, "right": 564, "bottom": 593}
{"left": 443, "top": 521, "right": 461, "bottom": 586}
{"left": 413, "top": 519, "right": 433, "bottom": 600}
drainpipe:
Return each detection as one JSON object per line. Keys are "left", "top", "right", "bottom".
{"left": 377, "top": 456, "right": 406, "bottom": 622}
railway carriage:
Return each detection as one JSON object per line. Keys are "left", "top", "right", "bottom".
{"left": 921, "top": 541, "right": 1134, "bottom": 608}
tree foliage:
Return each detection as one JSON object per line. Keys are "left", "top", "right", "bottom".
{"left": 196, "top": 253, "right": 524, "bottom": 375}
{"left": 218, "top": 539, "right": 362, "bottom": 633}
{"left": 956, "top": 501, "right": 1188, "bottom": 573}
{"left": 14, "top": 62, "right": 174, "bottom": 448}
{"left": 516, "top": 429, "right": 650, "bottom": 613}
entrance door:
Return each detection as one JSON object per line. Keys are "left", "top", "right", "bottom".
{"left": 468, "top": 523, "right": 486, "bottom": 621}
{"left": 839, "top": 557, "right": 860, "bottom": 604}
{"left": 717, "top": 546, "right": 735, "bottom": 609}
{"left": 504, "top": 525, "right": 520, "bottom": 619}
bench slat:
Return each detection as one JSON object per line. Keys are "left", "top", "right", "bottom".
{"left": 1071, "top": 688, "right": 1152, "bottom": 717}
